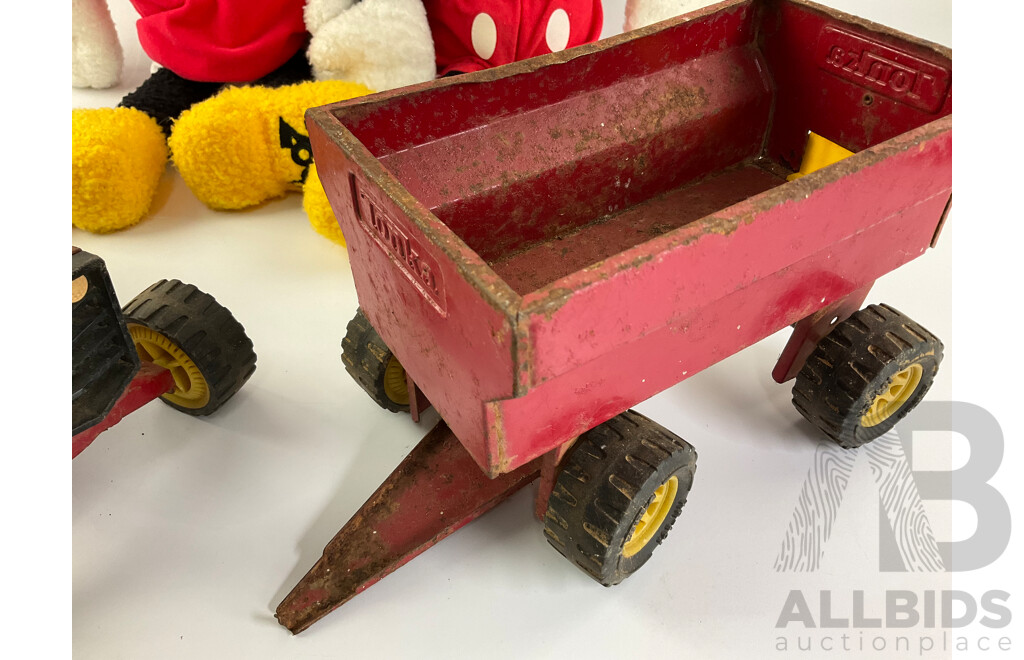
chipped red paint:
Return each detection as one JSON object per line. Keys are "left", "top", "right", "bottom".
{"left": 275, "top": 421, "right": 541, "bottom": 634}
{"left": 290, "top": 0, "right": 952, "bottom": 629}
{"left": 71, "top": 362, "right": 175, "bottom": 458}
{"left": 772, "top": 283, "right": 874, "bottom": 383}
{"left": 762, "top": 0, "right": 953, "bottom": 167}
{"left": 309, "top": 0, "right": 951, "bottom": 478}
{"left": 405, "top": 370, "right": 432, "bottom": 423}
{"left": 533, "top": 438, "right": 579, "bottom": 520}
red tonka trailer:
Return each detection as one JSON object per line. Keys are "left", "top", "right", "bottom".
{"left": 277, "top": 0, "right": 951, "bottom": 633}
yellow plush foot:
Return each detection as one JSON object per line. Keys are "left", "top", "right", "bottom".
{"left": 303, "top": 163, "right": 346, "bottom": 246}
{"left": 72, "top": 107, "right": 168, "bottom": 232}
{"left": 169, "top": 79, "right": 372, "bottom": 211}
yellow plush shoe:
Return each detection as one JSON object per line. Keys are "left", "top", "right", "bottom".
{"left": 303, "top": 163, "right": 346, "bottom": 246}
{"left": 169, "top": 79, "right": 372, "bottom": 211}
{"left": 72, "top": 107, "right": 168, "bottom": 233}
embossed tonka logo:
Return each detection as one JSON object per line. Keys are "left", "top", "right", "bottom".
{"left": 350, "top": 175, "right": 446, "bottom": 315}
{"left": 816, "top": 27, "right": 951, "bottom": 113}
{"left": 775, "top": 402, "right": 1009, "bottom": 573}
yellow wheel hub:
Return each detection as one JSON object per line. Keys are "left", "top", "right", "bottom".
{"left": 624, "top": 475, "right": 679, "bottom": 558}
{"left": 861, "top": 363, "right": 923, "bottom": 428}
{"left": 383, "top": 356, "right": 409, "bottom": 406}
{"left": 128, "top": 324, "right": 210, "bottom": 409}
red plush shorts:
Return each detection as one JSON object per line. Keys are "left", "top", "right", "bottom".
{"left": 425, "top": 0, "right": 604, "bottom": 75}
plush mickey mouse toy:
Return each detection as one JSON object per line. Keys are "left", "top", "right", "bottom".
{"left": 71, "top": 0, "right": 383, "bottom": 235}
{"left": 72, "top": 1, "right": 607, "bottom": 242}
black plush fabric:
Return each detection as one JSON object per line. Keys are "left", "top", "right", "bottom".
{"left": 118, "top": 67, "right": 220, "bottom": 135}
{"left": 118, "top": 47, "right": 313, "bottom": 136}
{"left": 252, "top": 47, "right": 313, "bottom": 88}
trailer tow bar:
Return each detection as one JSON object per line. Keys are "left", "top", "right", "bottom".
{"left": 276, "top": 420, "right": 542, "bottom": 633}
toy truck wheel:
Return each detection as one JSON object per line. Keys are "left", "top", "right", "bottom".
{"left": 122, "top": 280, "right": 257, "bottom": 415}
{"left": 341, "top": 308, "right": 410, "bottom": 413}
{"left": 543, "top": 410, "right": 697, "bottom": 586}
{"left": 792, "top": 304, "right": 942, "bottom": 449}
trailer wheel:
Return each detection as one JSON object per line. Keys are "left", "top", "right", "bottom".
{"left": 341, "top": 308, "right": 410, "bottom": 413}
{"left": 543, "top": 410, "right": 697, "bottom": 586}
{"left": 122, "top": 279, "right": 257, "bottom": 415}
{"left": 792, "top": 304, "right": 942, "bottom": 448}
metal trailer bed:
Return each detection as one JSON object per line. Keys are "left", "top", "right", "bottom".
{"left": 277, "top": 0, "right": 952, "bottom": 633}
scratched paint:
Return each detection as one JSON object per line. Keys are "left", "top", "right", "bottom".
{"left": 307, "top": 0, "right": 952, "bottom": 479}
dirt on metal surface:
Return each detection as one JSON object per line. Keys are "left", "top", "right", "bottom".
{"left": 306, "top": 0, "right": 952, "bottom": 503}
{"left": 275, "top": 421, "right": 541, "bottom": 633}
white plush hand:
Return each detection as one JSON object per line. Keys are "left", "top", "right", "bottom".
{"left": 304, "top": 0, "right": 436, "bottom": 92}
{"left": 72, "top": 0, "right": 124, "bottom": 88}
{"left": 625, "top": 0, "right": 719, "bottom": 31}
{"left": 304, "top": 0, "right": 358, "bottom": 35}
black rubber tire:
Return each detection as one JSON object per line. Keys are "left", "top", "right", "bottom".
{"left": 341, "top": 308, "right": 410, "bottom": 413}
{"left": 792, "top": 303, "right": 943, "bottom": 449}
{"left": 121, "top": 279, "right": 257, "bottom": 415}
{"left": 543, "top": 410, "right": 697, "bottom": 586}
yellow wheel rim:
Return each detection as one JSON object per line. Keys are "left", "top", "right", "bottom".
{"left": 861, "top": 363, "right": 923, "bottom": 428}
{"left": 383, "top": 355, "right": 409, "bottom": 406}
{"left": 623, "top": 475, "right": 679, "bottom": 558}
{"left": 128, "top": 324, "right": 210, "bottom": 409}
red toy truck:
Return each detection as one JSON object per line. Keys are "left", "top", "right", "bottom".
{"left": 72, "top": 248, "right": 256, "bottom": 457}
{"left": 277, "top": 0, "right": 951, "bottom": 632}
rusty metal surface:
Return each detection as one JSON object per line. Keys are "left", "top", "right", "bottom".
{"left": 489, "top": 162, "right": 783, "bottom": 295}
{"left": 490, "top": 120, "right": 950, "bottom": 470}
{"left": 533, "top": 439, "right": 578, "bottom": 521}
{"left": 275, "top": 420, "right": 541, "bottom": 634}
{"left": 931, "top": 194, "right": 953, "bottom": 248}
{"left": 405, "top": 371, "right": 432, "bottom": 423}
{"left": 759, "top": 0, "right": 953, "bottom": 168}
{"left": 308, "top": 0, "right": 952, "bottom": 479}
{"left": 309, "top": 126, "right": 520, "bottom": 475}
{"left": 771, "top": 283, "right": 874, "bottom": 383}
{"left": 388, "top": 43, "right": 770, "bottom": 264}
{"left": 71, "top": 362, "right": 175, "bottom": 458}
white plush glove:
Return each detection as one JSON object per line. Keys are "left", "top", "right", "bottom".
{"left": 304, "top": 0, "right": 436, "bottom": 92}
{"left": 72, "top": 0, "right": 124, "bottom": 88}
{"left": 625, "top": 0, "right": 718, "bottom": 31}
{"left": 304, "top": 0, "right": 358, "bottom": 34}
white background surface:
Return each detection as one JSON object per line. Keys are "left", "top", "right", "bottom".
{"left": 54, "top": 0, "right": 1022, "bottom": 658}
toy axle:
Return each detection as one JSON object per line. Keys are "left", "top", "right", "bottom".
{"left": 72, "top": 363, "right": 174, "bottom": 458}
